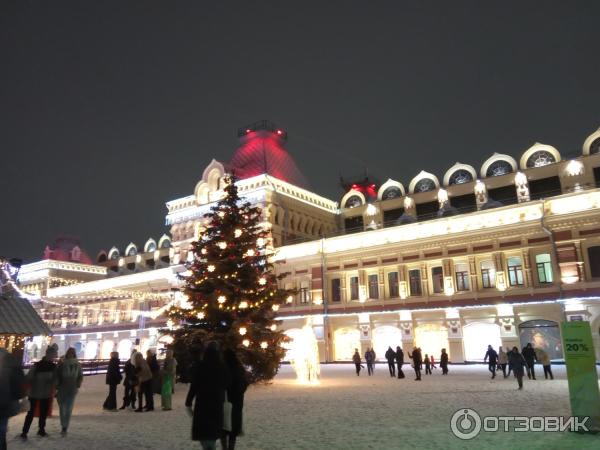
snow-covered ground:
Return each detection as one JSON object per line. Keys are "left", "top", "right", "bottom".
{"left": 7, "top": 364, "right": 600, "bottom": 449}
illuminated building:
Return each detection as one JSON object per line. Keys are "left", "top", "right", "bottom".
{"left": 17, "top": 123, "right": 600, "bottom": 362}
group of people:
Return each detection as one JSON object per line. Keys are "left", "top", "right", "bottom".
{"left": 103, "top": 348, "right": 177, "bottom": 412}
{"left": 484, "top": 343, "right": 554, "bottom": 389}
{"left": 352, "top": 346, "right": 450, "bottom": 381}
{"left": 0, "top": 342, "right": 250, "bottom": 450}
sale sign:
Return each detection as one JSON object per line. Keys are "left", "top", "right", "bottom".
{"left": 560, "top": 321, "right": 600, "bottom": 432}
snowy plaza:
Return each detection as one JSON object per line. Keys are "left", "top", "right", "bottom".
{"left": 6, "top": 364, "right": 600, "bottom": 450}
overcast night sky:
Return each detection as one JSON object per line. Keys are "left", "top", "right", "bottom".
{"left": 1, "top": 1, "right": 599, "bottom": 262}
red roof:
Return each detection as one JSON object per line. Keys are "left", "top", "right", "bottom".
{"left": 229, "top": 129, "right": 309, "bottom": 189}
{"left": 43, "top": 236, "right": 93, "bottom": 265}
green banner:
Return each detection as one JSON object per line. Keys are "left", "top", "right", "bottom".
{"left": 560, "top": 321, "right": 600, "bottom": 432}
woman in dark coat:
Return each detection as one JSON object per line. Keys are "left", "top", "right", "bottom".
{"left": 408, "top": 347, "right": 422, "bottom": 381}
{"left": 508, "top": 346, "right": 528, "bottom": 390}
{"left": 395, "top": 346, "right": 404, "bottom": 379}
{"left": 103, "top": 352, "right": 122, "bottom": 411}
{"left": 220, "top": 349, "right": 248, "bottom": 450}
{"left": 440, "top": 348, "right": 449, "bottom": 375}
{"left": 186, "top": 343, "right": 229, "bottom": 450}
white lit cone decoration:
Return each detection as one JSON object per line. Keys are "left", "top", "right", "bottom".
{"left": 242, "top": 339, "right": 250, "bottom": 347}
{"left": 260, "top": 341, "right": 268, "bottom": 349}
{"left": 217, "top": 295, "right": 226, "bottom": 304}
{"left": 272, "top": 304, "right": 280, "bottom": 312}
{"left": 218, "top": 242, "right": 227, "bottom": 250}
{"left": 207, "top": 265, "right": 215, "bottom": 272}
{"left": 234, "top": 229, "right": 242, "bottom": 238}
{"left": 239, "top": 301, "right": 248, "bottom": 309}
{"left": 239, "top": 326, "right": 247, "bottom": 336}
{"left": 258, "top": 277, "right": 267, "bottom": 286}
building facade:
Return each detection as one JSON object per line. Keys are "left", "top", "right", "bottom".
{"left": 17, "top": 123, "right": 600, "bottom": 362}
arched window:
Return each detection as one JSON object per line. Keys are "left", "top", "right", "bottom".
{"left": 526, "top": 151, "right": 556, "bottom": 168}
{"left": 127, "top": 246, "right": 137, "bottom": 256}
{"left": 160, "top": 238, "right": 171, "bottom": 249}
{"left": 344, "top": 195, "right": 362, "bottom": 208}
{"left": 146, "top": 241, "right": 156, "bottom": 252}
{"left": 381, "top": 186, "right": 402, "bottom": 200}
{"left": 486, "top": 160, "right": 513, "bottom": 177}
{"left": 109, "top": 250, "right": 120, "bottom": 260}
{"left": 413, "top": 178, "right": 436, "bottom": 193}
{"left": 448, "top": 170, "right": 473, "bottom": 185}
{"left": 590, "top": 137, "right": 600, "bottom": 155}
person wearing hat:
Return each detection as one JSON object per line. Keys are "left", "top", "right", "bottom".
{"left": 21, "top": 344, "right": 58, "bottom": 439}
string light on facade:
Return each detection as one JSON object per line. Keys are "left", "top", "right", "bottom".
{"left": 260, "top": 341, "right": 268, "bottom": 349}
{"left": 259, "top": 277, "right": 267, "bottom": 286}
{"left": 234, "top": 229, "right": 242, "bottom": 238}
{"left": 197, "top": 312, "right": 205, "bottom": 319}
{"left": 272, "top": 304, "right": 280, "bottom": 312}
{"left": 207, "top": 265, "right": 215, "bottom": 272}
{"left": 239, "top": 301, "right": 248, "bottom": 309}
{"left": 242, "top": 339, "right": 250, "bottom": 347}
{"left": 218, "top": 242, "right": 227, "bottom": 250}
{"left": 239, "top": 326, "right": 247, "bottom": 336}
{"left": 217, "top": 295, "right": 226, "bottom": 304}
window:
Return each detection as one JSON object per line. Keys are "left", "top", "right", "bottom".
{"left": 480, "top": 260, "right": 495, "bottom": 289}
{"left": 486, "top": 160, "right": 513, "bottom": 177}
{"left": 455, "top": 263, "right": 469, "bottom": 291}
{"left": 449, "top": 170, "right": 473, "bottom": 185}
{"left": 535, "top": 254, "right": 553, "bottom": 284}
{"left": 414, "top": 178, "right": 436, "bottom": 193}
{"left": 507, "top": 257, "right": 524, "bottom": 286}
{"left": 526, "top": 151, "right": 556, "bottom": 168}
{"left": 331, "top": 278, "right": 341, "bottom": 302}
{"left": 388, "top": 272, "right": 399, "bottom": 298}
{"left": 382, "top": 186, "right": 402, "bottom": 200}
{"left": 409, "top": 269, "right": 422, "bottom": 296}
{"left": 349, "top": 276, "right": 359, "bottom": 300}
{"left": 299, "top": 281, "right": 310, "bottom": 304}
{"left": 368, "top": 274, "right": 379, "bottom": 299}
{"left": 588, "top": 246, "right": 600, "bottom": 278}
{"left": 345, "top": 195, "right": 362, "bottom": 208}
{"left": 431, "top": 266, "right": 444, "bottom": 293}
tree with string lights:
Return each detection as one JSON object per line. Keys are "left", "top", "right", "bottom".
{"left": 167, "top": 175, "right": 293, "bottom": 383}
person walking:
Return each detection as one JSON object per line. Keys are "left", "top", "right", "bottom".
{"left": 185, "top": 343, "right": 229, "bottom": 450}
{"left": 522, "top": 343, "right": 537, "bottom": 380}
{"left": 0, "top": 348, "right": 25, "bottom": 450}
{"left": 364, "top": 348, "right": 375, "bottom": 376}
{"left": 220, "top": 349, "right": 248, "bottom": 450}
{"left": 21, "top": 344, "right": 57, "bottom": 439}
{"left": 498, "top": 347, "right": 508, "bottom": 378}
{"left": 408, "top": 347, "right": 422, "bottom": 381}
{"left": 103, "top": 351, "right": 122, "bottom": 411}
{"left": 161, "top": 349, "right": 177, "bottom": 410}
{"left": 508, "top": 346, "right": 527, "bottom": 390}
{"left": 120, "top": 350, "right": 138, "bottom": 410}
{"left": 385, "top": 346, "right": 396, "bottom": 377}
{"left": 535, "top": 348, "right": 553, "bottom": 380}
{"left": 55, "top": 348, "right": 83, "bottom": 435}
{"left": 483, "top": 345, "right": 498, "bottom": 379}
{"left": 133, "top": 351, "right": 153, "bottom": 412}
{"left": 395, "top": 346, "right": 404, "bottom": 379}
{"left": 424, "top": 354, "right": 432, "bottom": 375}
{"left": 430, "top": 355, "right": 436, "bottom": 369}
{"left": 352, "top": 349, "right": 362, "bottom": 376}
{"left": 440, "top": 348, "right": 449, "bottom": 375}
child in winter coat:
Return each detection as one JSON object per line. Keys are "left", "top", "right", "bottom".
{"left": 424, "top": 355, "right": 432, "bottom": 375}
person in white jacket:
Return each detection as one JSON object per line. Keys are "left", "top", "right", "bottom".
{"left": 497, "top": 347, "right": 508, "bottom": 378}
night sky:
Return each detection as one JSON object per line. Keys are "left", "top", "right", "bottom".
{"left": 1, "top": 1, "right": 599, "bottom": 262}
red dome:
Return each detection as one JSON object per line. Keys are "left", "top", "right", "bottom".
{"left": 43, "top": 236, "right": 93, "bottom": 265}
{"left": 229, "top": 123, "right": 309, "bottom": 189}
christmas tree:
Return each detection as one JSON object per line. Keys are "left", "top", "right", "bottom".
{"left": 167, "top": 175, "right": 292, "bottom": 382}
